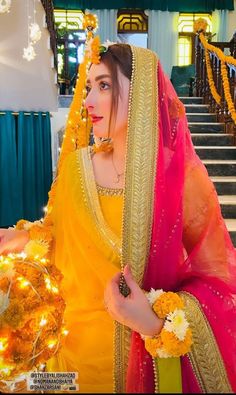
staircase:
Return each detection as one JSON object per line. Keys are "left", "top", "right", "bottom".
{"left": 180, "top": 96, "right": 236, "bottom": 247}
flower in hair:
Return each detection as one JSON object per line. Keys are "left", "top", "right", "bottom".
{"left": 99, "top": 40, "right": 116, "bottom": 54}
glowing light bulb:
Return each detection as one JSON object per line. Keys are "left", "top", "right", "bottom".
{"left": 47, "top": 339, "right": 57, "bottom": 349}
{"left": 62, "top": 329, "right": 69, "bottom": 336}
{"left": 39, "top": 317, "right": 47, "bottom": 327}
{"left": 0, "top": 338, "right": 8, "bottom": 352}
{"left": 17, "top": 276, "right": 30, "bottom": 288}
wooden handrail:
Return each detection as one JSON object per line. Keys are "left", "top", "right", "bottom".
{"left": 195, "top": 32, "right": 236, "bottom": 142}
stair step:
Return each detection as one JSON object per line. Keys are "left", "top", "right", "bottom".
{"left": 187, "top": 113, "right": 217, "bottom": 122}
{"left": 203, "top": 160, "right": 236, "bottom": 176}
{"left": 218, "top": 195, "right": 236, "bottom": 218}
{"left": 189, "top": 123, "right": 225, "bottom": 133}
{"left": 179, "top": 97, "right": 203, "bottom": 104}
{"left": 191, "top": 134, "right": 234, "bottom": 146}
{"left": 211, "top": 176, "right": 236, "bottom": 195}
{"left": 185, "top": 104, "right": 209, "bottom": 113}
{"left": 225, "top": 219, "right": 236, "bottom": 247}
{"left": 195, "top": 146, "right": 236, "bottom": 160}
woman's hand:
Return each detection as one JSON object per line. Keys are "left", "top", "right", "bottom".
{"left": 104, "top": 265, "right": 164, "bottom": 336}
{"left": 0, "top": 228, "right": 29, "bottom": 255}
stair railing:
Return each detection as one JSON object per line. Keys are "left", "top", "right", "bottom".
{"left": 195, "top": 30, "right": 236, "bottom": 143}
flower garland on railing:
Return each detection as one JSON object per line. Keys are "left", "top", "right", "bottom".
{"left": 198, "top": 30, "right": 236, "bottom": 124}
{"left": 204, "top": 49, "right": 221, "bottom": 105}
{"left": 221, "top": 61, "right": 236, "bottom": 124}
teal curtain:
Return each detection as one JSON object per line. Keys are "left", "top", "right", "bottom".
{"left": 0, "top": 112, "right": 52, "bottom": 227}
{"left": 53, "top": 0, "right": 234, "bottom": 11}
{"left": 0, "top": 112, "right": 20, "bottom": 227}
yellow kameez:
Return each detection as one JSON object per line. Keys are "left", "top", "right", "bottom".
{"left": 47, "top": 149, "right": 182, "bottom": 393}
{"left": 46, "top": 150, "right": 122, "bottom": 393}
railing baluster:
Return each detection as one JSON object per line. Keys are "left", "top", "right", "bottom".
{"left": 195, "top": 32, "right": 236, "bottom": 143}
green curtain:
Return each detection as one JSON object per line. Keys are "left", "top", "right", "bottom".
{"left": 0, "top": 112, "right": 52, "bottom": 227}
{"left": 53, "top": 0, "right": 234, "bottom": 11}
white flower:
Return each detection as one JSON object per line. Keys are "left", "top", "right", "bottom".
{"left": 164, "top": 309, "right": 189, "bottom": 341}
{"left": 23, "top": 44, "right": 36, "bottom": 61}
{"left": 29, "top": 23, "right": 41, "bottom": 43}
{"left": 146, "top": 288, "right": 164, "bottom": 305}
{"left": 101, "top": 40, "right": 116, "bottom": 49}
{"left": 0, "top": 290, "right": 10, "bottom": 314}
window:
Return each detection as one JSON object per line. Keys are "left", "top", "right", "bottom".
{"left": 54, "top": 9, "right": 85, "bottom": 95}
{"left": 117, "top": 10, "right": 148, "bottom": 48}
{"left": 177, "top": 13, "right": 212, "bottom": 66}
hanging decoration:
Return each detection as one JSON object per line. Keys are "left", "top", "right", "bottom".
{"left": 23, "top": 0, "right": 42, "bottom": 61}
{"left": 23, "top": 43, "right": 36, "bottom": 61}
{"left": 0, "top": 0, "right": 11, "bottom": 14}
{"left": 29, "top": 22, "right": 42, "bottom": 43}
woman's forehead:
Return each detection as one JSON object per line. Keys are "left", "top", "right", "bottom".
{"left": 87, "top": 62, "right": 111, "bottom": 83}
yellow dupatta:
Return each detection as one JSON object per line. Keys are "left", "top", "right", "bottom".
{"left": 47, "top": 148, "right": 123, "bottom": 393}
{"left": 47, "top": 46, "right": 183, "bottom": 393}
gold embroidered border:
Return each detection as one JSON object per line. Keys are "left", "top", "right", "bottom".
{"left": 78, "top": 148, "right": 122, "bottom": 257}
{"left": 96, "top": 183, "right": 123, "bottom": 196}
{"left": 114, "top": 47, "right": 159, "bottom": 393}
{"left": 179, "top": 291, "right": 232, "bottom": 393}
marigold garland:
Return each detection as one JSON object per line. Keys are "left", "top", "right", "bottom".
{"left": 0, "top": 253, "right": 67, "bottom": 383}
{"left": 204, "top": 49, "right": 221, "bottom": 105}
{"left": 221, "top": 61, "right": 236, "bottom": 124}
{"left": 199, "top": 32, "right": 236, "bottom": 124}
{"left": 152, "top": 291, "right": 184, "bottom": 319}
{"left": 15, "top": 220, "right": 53, "bottom": 259}
{"left": 193, "top": 18, "right": 208, "bottom": 34}
{"left": 142, "top": 289, "right": 193, "bottom": 358}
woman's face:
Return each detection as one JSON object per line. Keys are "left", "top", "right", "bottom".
{"left": 85, "top": 62, "right": 130, "bottom": 139}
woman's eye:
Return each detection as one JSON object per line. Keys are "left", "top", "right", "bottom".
{"left": 85, "top": 85, "right": 91, "bottom": 94}
{"left": 100, "top": 81, "right": 110, "bottom": 90}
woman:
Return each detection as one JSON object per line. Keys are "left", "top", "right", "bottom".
{"left": 0, "top": 43, "right": 236, "bottom": 393}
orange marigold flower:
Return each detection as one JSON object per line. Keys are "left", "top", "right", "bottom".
{"left": 161, "top": 328, "right": 193, "bottom": 357}
{"left": 82, "top": 13, "right": 98, "bottom": 31}
{"left": 15, "top": 219, "right": 28, "bottom": 230}
{"left": 29, "top": 225, "right": 53, "bottom": 243}
{"left": 144, "top": 336, "right": 163, "bottom": 357}
{"left": 91, "top": 36, "right": 101, "bottom": 64}
{"left": 193, "top": 18, "right": 208, "bottom": 33}
{"left": 153, "top": 292, "right": 184, "bottom": 318}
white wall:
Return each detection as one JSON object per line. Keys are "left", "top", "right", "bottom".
{"left": 0, "top": 0, "right": 58, "bottom": 111}
{"left": 228, "top": 0, "right": 236, "bottom": 40}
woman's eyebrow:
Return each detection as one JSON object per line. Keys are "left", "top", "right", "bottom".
{"left": 87, "top": 74, "right": 111, "bottom": 84}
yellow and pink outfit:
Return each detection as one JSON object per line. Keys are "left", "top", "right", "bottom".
{"left": 45, "top": 46, "right": 236, "bottom": 393}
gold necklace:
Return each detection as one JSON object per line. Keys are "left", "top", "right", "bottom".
{"left": 111, "top": 151, "right": 125, "bottom": 184}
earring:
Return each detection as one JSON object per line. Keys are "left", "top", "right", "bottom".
{"left": 93, "top": 136, "right": 113, "bottom": 153}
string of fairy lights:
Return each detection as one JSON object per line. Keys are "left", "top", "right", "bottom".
{"left": 0, "top": 0, "right": 42, "bottom": 61}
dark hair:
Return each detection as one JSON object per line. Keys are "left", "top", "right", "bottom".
{"left": 100, "top": 43, "right": 132, "bottom": 137}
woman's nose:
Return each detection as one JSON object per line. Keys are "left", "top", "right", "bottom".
{"left": 85, "top": 90, "right": 96, "bottom": 111}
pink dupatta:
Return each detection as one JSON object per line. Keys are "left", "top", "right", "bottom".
{"left": 126, "top": 62, "right": 236, "bottom": 393}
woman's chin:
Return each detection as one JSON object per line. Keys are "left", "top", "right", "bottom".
{"left": 93, "top": 130, "right": 108, "bottom": 139}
